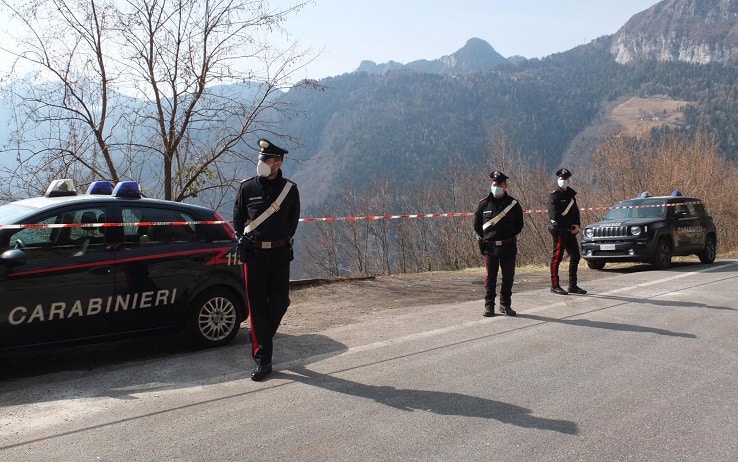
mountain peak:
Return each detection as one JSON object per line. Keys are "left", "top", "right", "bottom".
{"left": 354, "top": 38, "right": 507, "bottom": 76}
{"left": 612, "top": 0, "right": 738, "bottom": 64}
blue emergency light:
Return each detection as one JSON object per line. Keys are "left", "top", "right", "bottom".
{"left": 112, "top": 181, "right": 142, "bottom": 199}
{"left": 86, "top": 181, "right": 115, "bottom": 195}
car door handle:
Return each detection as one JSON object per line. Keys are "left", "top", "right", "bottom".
{"left": 89, "top": 265, "right": 113, "bottom": 275}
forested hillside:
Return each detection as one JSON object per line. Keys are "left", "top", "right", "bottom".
{"left": 281, "top": 35, "right": 738, "bottom": 209}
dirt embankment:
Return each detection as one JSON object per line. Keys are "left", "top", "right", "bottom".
{"left": 281, "top": 266, "right": 558, "bottom": 334}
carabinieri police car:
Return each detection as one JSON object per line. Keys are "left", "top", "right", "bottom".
{"left": 581, "top": 191, "right": 717, "bottom": 270}
{"left": 0, "top": 179, "right": 246, "bottom": 350}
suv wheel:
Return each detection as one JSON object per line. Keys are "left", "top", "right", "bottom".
{"left": 586, "top": 260, "right": 606, "bottom": 270}
{"left": 698, "top": 235, "right": 717, "bottom": 264}
{"left": 186, "top": 288, "right": 243, "bottom": 347}
{"left": 651, "top": 238, "right": 672, "bottom": 269}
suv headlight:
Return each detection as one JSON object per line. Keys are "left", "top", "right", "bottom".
{"left": 584, "top": 228, "right": 594, "bottom": 238}
{"left": 630, "top": 226, "right": 642, "bottom": 236}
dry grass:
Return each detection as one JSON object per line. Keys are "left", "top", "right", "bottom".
{"left": 611, "top": 96, "right": 691, "bottom": 134}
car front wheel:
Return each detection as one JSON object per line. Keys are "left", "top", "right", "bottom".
{"left": 186, "top": 288, "right": 243, "bottom": 347}
{"left": 698, "top": 236, "right": 717, "bottom": 264}
{"left": 651, "top": 238, "right": 672, "bottom": 269}
{"left": 586, "top": 260, "right": 606, "bottom": 270}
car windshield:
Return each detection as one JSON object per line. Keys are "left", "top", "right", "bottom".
{"left": 603, "top": 199, "right": 667, "bottom": 220}
{"left": 0, "top": 203, "right": 37, "bottom": 224}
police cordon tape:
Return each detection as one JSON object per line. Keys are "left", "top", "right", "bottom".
{"left": 0, "top": 201, "right": 701, "bottom": 230}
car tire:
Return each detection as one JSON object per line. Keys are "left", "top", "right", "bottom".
{"left": 697, "top": 235, "right": 717, "bottom": 264}
{"left": 651, "top": 238, "right": 672, "bottom": 269}
{"left": 186, "top": 288, "right": 243, "bottom": 347}
{"left": 586, "top": 260, "right": 606, "bottom": 270}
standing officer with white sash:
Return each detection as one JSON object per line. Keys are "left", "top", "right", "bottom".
{"left": 474, "top": 170, "right": 524, "bottom": 317}
{"left": 233, "top": 138, "right": 300, "bottom": 381}
{"left": 548, "top": 168, "right": 587, "bottom": 296}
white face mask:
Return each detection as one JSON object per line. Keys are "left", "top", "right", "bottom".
{"left": 257, "top": 160, "right": 273, "bottom": 177}
{"left": 490, "top": 186, "right": 505, "bottom": 197}
{"left": 557, "top": 178, "right": 569, "bottom": 189}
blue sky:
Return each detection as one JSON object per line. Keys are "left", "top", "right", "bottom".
{"left": 282, "top": 0, "right": 662, "bottom": 81}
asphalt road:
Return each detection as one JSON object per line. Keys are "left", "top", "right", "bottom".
{"left": 2, "top": 260, "right": 738, "bottom": 461}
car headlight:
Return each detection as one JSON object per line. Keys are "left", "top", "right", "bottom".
{"left": 584, "top": 228, "right": 594, "bottom": 238}
{"left": 630, "top": 226, "right": 642, "bottom": 236}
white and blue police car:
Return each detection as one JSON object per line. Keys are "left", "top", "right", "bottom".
{"left": 0, "top": 180, "right": 246, "bottom": 349}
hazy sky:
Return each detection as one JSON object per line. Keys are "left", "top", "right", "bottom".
{"left": 283, "top": 0, "right": 662, "bottom": 81}
{"left": 0, "top": 1, "right": 662, "bottom": 83}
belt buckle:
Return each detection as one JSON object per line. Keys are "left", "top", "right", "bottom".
{"left": 494, "top": 240, "right": 502, "bottom": 246}
{"left": 262, "top": 241, "right": 272, "bottom": 249}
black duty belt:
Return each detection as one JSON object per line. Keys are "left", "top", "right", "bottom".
{"left": 484, "top": 237, "right": 515, "bottom": 246}
{"left": 251, "top": 238, "right": 290, "bottom": 249}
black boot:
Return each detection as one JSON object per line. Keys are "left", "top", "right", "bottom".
{"left": 551, "top": 286, "right": 568, "bottom": 295}
{"left": 568, "top": 285, "right": 587, "bottom": 295}
{"left": 483, "top": 305, "right": 495, "bottom": 317}
{"left": 250, "top": 363, "right": 273, "bottom": 381}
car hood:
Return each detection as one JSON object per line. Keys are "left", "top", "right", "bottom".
{"left": 586, "top": 218, "right": 656, "bottom": 228}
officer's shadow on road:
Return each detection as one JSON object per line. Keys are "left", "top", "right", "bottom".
{"left": 586, "top": 293, "right": 735, "bottom": 312}
{"left": 282, "top": 364, "right": 579, "bottom": 436}
{"left": 520, "top": 314, "right": 696, "bottom": 338}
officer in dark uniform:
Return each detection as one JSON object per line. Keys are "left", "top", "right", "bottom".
{"left": 548, "top": 168, "right": 587, "bottom": 295}
{"left": 474, "top": 170, "right": 524, "bottom": 317}
{"left": 233, "top": 138, "right": 300, "bottom": 381}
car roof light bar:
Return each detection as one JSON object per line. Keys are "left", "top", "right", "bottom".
{"left": 45, "top": 179, "right": 78, "bottom": 197}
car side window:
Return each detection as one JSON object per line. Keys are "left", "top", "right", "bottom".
{"left": 672, "top": 203, "right": 688, "bottom": 217}
{"left": 685, "top": 203, "right": 700, "bottom": 217}
{"left": 692, "top": 203, "right": 706, "bottom": 217}
{"left": 9, "top": 207, "right": 107, "bottom": 263}
{"left": 122, "top": 206, "right": 199, "bottom": 247}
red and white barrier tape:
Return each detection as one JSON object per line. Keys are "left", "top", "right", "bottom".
{"left": 0, "top": 201, "right": 701, "bottom": 230}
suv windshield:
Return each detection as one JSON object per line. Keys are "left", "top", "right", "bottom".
{"left": 603, "top": 198, "right": 667, "bottom": 220}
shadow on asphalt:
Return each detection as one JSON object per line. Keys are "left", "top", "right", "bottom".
{"left": 521, "top": 314, "right": 696, "bottom": 338}
{"left": 282, "top": 365, "right": 579, "bottom": 435}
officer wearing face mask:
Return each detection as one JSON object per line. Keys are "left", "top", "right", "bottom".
{"left": 474, "top": 170, "right": 524, "bottom": 317}
{"left": 233, "top": 138, "right": 300, "bottom": 381}
{"left": 548, "top": 168, "right": 586, "bottom": 295}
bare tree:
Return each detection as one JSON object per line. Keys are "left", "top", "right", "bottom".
{"left": 0, "top": 0, "right": 316, "bottom": 201}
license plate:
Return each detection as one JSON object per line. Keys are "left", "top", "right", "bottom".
{"left": 600, "top": 244, "right": 616, "bottom": 251}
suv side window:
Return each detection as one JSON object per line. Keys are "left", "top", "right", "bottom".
{"left": 685, "top": 202, "right": 701, "bottom": 217}
{"left": 671, "top": 202, "right": 688, "bottom": 217}
{"left": 121, "top": 206, "right": 198, "bottom": 247}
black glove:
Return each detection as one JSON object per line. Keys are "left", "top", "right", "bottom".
{"left": 237, "top": 236, "right": 253, "bottom": 262}
{"left": 477, "top": 237, "right": 485, "bottom": 255}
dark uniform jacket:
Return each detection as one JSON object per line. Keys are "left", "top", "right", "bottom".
{"left": 547, "top": 186, "right": 581, "bottom": 231}
{"left": 233, "top": 170, "right": 300, "bottom": 241}
{"left": 474, "top": 192, "right": 524, "bottom": 241}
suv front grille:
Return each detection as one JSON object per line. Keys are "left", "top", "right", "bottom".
{"left": 592, "top": 226, "right": 628, "bottom": 238}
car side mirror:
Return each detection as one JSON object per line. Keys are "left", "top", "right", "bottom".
{"left": 0, "top": 248, "right": 27, "bottom": 281}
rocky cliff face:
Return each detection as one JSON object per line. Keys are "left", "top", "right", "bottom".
{"left": 611, "top": 0, "right": 738, "bottom": 64}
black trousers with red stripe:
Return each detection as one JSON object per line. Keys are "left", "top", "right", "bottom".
{"left": 549, "top": 227, "right": 581, "bottom": 288}
{"left": 243, "top": 246, "right": 292, "bottom": 366}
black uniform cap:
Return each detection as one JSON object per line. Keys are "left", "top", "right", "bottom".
{"left": 556, "top": 168, "right": 572, "bottom": 179}
{"left": 489, "top": 170, "right": 509, "bottom": 183}
{"left": 258, "top": 138, "right": 288, "bottom": 160}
